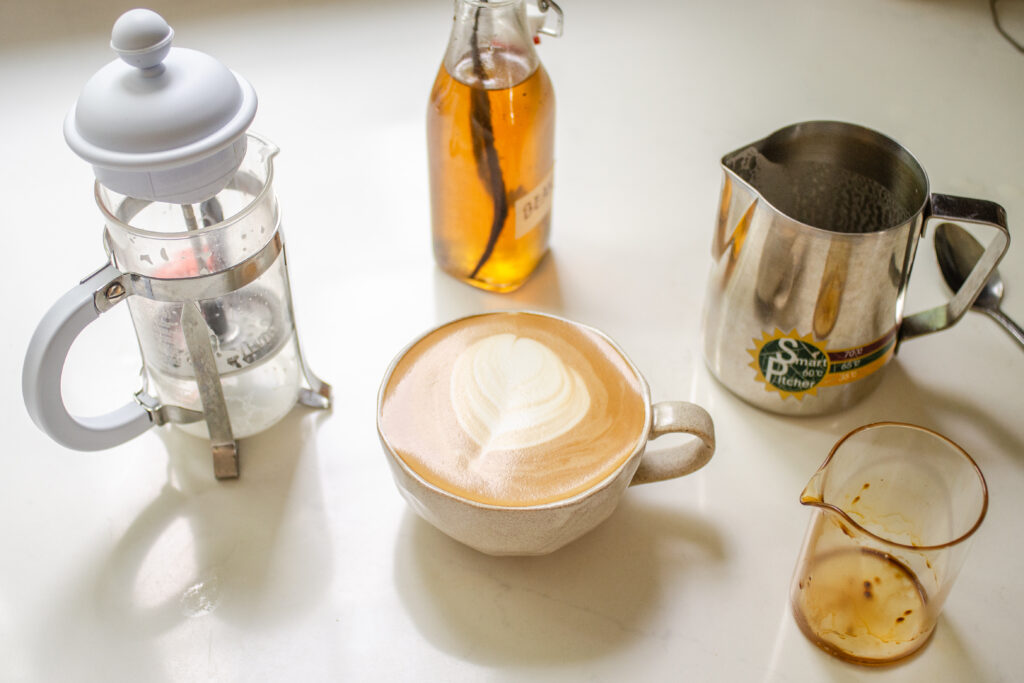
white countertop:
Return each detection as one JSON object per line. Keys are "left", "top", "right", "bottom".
{"left": 2, "top": 0, "right": 1023, "bottom": 680}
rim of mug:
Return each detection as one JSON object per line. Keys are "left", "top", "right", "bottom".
{"left": 720, "top": 120, "right": 932, "bottom": 236}
{"left": 376, "top": 310, "right": 655, "bottom": 512}
{"left": 804, "top": 421, "right": 989, "bottom": 551}
{"left": 94, "top": 131, "right": 278, "bottom": 241}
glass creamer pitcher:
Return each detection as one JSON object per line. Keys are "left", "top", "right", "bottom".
{"left": 791, "top": 423, "right": 988, "bottom": 664}
{"left": 22, "top": 10, "right": 330, "bottom": 479}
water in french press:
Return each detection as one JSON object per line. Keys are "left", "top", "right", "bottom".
{"left": 22, "top": 9, "right": 331, "bottom": 479}
{"left": 428, "top": 0, "right": 563, "bottom": 292}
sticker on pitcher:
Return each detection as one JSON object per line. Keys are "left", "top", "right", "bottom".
{"left": 748, "top": 328, "right": 897, "bottom": 400}
{"left": 514, "top": 167, "right": 554, "bottom": 239}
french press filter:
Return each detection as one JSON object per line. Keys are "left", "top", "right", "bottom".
{"left": 22, "top": 9, "right": 331, "bottom": 479}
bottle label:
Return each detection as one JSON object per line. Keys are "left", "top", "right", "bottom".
{"left": 747, "top": 327, "right": 898, "bottom": 400}
{"left": 515, "top": 167, "right": 554, "bottom": 239}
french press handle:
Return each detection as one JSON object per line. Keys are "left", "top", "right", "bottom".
{"left": 899, "top": 194, "right": 1010, "bottom": 341}
{"left": 23, "top": 264, "right": 166, "bottom": 450}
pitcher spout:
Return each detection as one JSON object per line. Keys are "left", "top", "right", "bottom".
{"left": 249, "top": 133, "right": 279, "bottom": 167}
{"left": 800, "top": 470, "right": 826, "bottom": 507}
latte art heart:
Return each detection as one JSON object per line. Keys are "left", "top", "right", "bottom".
{"left": 451, "top": 333, "right": 591, "bottom": 451}
{"left": 378, "top": 312, "right": 648, "bottom": 506}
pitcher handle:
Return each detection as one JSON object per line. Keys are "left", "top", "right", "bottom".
{"left": 630, "top": 401, "right": 716, "bottom": 485}
{"left": 899, "top": 194, "right": 1010, "bottom": 341}
{"left": 22, "top": 264, "right": 155, "bottom": 451}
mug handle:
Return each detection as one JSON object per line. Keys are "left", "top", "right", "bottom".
{"left": 22, "top": 263, "right": 155, "bottom": 450}
{"left": 630, "top": 401, "right": 716, "bottom": 485}
{"left": 899, "top": 194, "right": 1010, "bottom": 341}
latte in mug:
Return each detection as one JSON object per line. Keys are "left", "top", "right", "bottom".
{"left": 379, "top": 312, "right": 648, "bottom": 507}
{"left": 378, "top": 311, "right": 715, "bottom": 555}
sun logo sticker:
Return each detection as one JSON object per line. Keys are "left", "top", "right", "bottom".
{"left": 748, "top": 329, "right": 829, "bottom": 400}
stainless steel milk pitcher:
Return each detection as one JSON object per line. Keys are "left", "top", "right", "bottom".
{"left": 702, "top": 121, "right": 1009, "bottom": 415}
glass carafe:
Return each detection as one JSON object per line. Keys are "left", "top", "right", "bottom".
{"left": 100, "top": 134, "right": 321, "bottom": 441}
{"left": 428, "top": 0, "right": 563, "bottom": 292}
{"left": 23, "top": 134, "right": 331, "bottom": 479}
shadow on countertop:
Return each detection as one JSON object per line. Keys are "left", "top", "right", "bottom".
{"left": 393, "top": 495, "right": 727, "bottom": 666}
{"left": 1, "top": 0, "right": 1007, "bottom": 51}
{"left": 24, "top": 406, "right": 333, "bottom": 681}
{"left": 0, "top": 0, "right": 417, "bottom": 49}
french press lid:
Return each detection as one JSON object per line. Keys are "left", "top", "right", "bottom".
{"left": 64, "top": 8, "right": 258, "bottom": 204}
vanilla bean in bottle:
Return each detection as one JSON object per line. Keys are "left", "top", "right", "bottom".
{"left": 428, "top": 0, "right": 562, "bottom": 292}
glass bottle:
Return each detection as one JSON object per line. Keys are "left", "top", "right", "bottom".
{"left": 428, "top": 0, "right": 563, "bottom": 293}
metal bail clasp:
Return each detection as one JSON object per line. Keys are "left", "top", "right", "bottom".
{"left": 532, "top": 0, "right": 564, "bottom": 37}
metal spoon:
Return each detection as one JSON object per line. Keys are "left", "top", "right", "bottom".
{"left": 935, "top": 222, "right": 1024, "bottom": 348}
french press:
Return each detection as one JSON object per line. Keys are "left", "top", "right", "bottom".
{"left": 22, "top": 9, "right": 331, "bottom": 479}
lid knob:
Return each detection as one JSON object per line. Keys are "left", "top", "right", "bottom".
{"left": 111, "top": 9, "right": 174, "bottom": 70}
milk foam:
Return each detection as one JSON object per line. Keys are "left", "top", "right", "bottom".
{"left": 379, "top": 313, "right": 648, "bottom": 506}
{"left": 450, "top": 333, "right": 590, "bottom": 451}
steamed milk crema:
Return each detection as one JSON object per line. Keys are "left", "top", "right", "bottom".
{"left": 380, "top": 313, "right": 648, "bottom": 507}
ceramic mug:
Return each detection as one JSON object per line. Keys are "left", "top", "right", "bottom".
{"left": 376, "top": 311, "right": 716, "bottom": 556}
